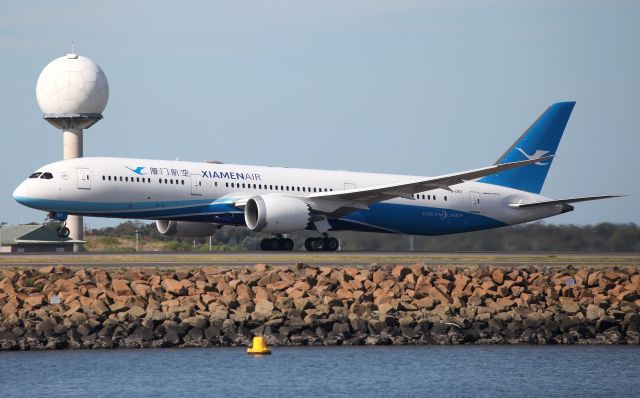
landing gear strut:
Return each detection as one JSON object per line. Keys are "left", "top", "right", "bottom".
{"left": 259, "top": 237, "right": 294, "bottom": 251}
{"left": 304, "top": 236, "right": 339, "bottom": 251}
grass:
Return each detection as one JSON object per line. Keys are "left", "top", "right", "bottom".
{"left": 0, "top": 252, "right": 637, "bottom": 269}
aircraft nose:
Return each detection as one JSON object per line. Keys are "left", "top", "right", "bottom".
{"left": 13, "top": 180, "right": 30, "bottom": 204}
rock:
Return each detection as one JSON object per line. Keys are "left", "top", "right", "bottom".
{"left": 428, "top": 286, "right": 452, "bottom": 304}
{"left": 127, "top": 306, "right": 147, "bottom": 318}
{"left": 91, "top": 300, "right": 109, "bottom": 316}
{"left": 391, "top": 266, "right": 411, "bottom": 281}
{"left": 378, "top": 303, "right": 396, "bottom": 315}
{"left": 559, "top": 297, "right": 581, "bottom": 314}
{"left": 0, "top": 278, "right": 15, "bottom": 294}
{"left": 24, "top": 294, "right": 45, "bottom": 308}
{"left": 111, "top": 279, "right": 133, "bottom": 296}
{"left": 255, "top": 300, "right": 275, "bottom": 316}
{"left": 162, "top": 279, "right": 186, "bottom": 295}
{"left": 491, "top": 269, "right": 504, "bottom": 285}
{"left": 286, "top": 288, "right": 306, "bottom": 299}
{"left": 182, "top": 316, "right": 207, "bottom": 329}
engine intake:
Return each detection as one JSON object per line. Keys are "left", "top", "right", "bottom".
{"left": 244, "top": 194, "right": 310, "bottom": 234}
{"left": 155, "top": 220, "right": 218, "bottom": 237}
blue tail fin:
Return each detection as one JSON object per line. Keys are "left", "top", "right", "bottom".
{"left": 479, "top": 102, "right": 575, "bottom": 194}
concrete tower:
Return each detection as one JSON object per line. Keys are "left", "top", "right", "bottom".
{"left": 35, "top": 52, "right": 109, "bottom": 252}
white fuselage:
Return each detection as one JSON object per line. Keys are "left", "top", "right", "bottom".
{"left": 13, "top": 157, "right": 563, "bottom": 236}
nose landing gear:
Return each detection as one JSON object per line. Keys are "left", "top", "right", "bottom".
{"left": 304, "top": 236, "right": 339, "bottom": 251}
{"left": 44, "top": 212, "right": 71, "bottom": 238}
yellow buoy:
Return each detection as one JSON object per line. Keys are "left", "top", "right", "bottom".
{"left": 247, "top": 336, "right": 271, "bottom": 355}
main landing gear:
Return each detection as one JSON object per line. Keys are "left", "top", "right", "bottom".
{"left": 304, "top": 236, "right": 339, "bottom": 252}
{"left": 259, "top": 237, "right": 294, "bottom": 251}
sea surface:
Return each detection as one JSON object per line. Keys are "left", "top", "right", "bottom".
{"left": 1, "top": 346, "right": 639, "bottom": 397}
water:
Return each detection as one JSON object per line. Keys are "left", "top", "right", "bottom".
{"left": 1, "top": 346, "right": 639, "bottom": 397}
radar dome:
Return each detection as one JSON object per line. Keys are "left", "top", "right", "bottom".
{"left": 36, "top": 53, "right": 109, "bottom": 115}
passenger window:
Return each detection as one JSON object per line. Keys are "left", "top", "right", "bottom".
{"left": 225, "top": 182, "right": 229, "bottom": 187}
{"left": 213, "top": 181, "right": 216, "bottom": 187}
{"left": 125, "top": 177, "right": 129, "bottom": 182}
{"left": 444, "top": 196, "right": 447, "bottom": 201}
{"left": 170, "top": 179, "right": 173, "bottom": 184}
{"left": 164, "top": 179, "right": 168, "bottom": 184}
{"left": 159, "top": 179, "right": 162, "bottom": 184}
{"left": 29, "top": 172, "right": 42, "bottom": 179}
{"left": 108, "top": 176, "right": 112, "bottom": 181}
{"left": 434, "top": 195, "right": 437, "bottom": 200}
{"left": 102, "top": 176, "right": 105, "bottom": 181}
{"left": 41, "top": 172, "right": 53, "bottom": 179}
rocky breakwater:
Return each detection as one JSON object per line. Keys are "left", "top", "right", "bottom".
{"left": 0, "top": 263, "right": 639, "bottom": 350}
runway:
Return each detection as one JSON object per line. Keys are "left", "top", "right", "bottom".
{"left": 0, "top": 251, "right": 637, "bottom": 268}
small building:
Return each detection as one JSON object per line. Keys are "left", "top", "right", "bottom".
{"left": 0, "top": 224, "right": 85, "bottom": 253}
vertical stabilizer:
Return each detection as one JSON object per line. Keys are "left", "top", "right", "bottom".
{"left": 479, "top": 102, "right": 575, "bottom": 194}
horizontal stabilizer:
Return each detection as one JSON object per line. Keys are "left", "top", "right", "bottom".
{"left": 508, "top": 195, "right": 625, "bottom": 209}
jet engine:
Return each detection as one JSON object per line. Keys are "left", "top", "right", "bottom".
{"left": 155, "top": 220, "right": 219, "bottom": 237}
{"left": 244, "top": 194, "right": 311, "bottom": 234}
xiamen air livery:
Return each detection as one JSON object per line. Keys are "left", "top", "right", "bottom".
{"left": 13, "top": 102, "right": 621, "bottom": 251}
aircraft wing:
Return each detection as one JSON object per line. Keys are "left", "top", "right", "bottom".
{"left": 306, "top": 156, "right": 553, "bottom": 215}
{"left": 508, "top": 195, "right": 625, "bottom": 209}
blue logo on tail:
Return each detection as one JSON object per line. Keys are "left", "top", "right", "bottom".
{"left": 515, "top": 148, "right": 551, "bottom": 166}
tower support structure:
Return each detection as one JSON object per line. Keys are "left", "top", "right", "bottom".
{"left": 44, "top": 113, "right": 102, "bottom": 252}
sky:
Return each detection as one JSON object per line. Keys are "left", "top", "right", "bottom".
{"left": 0, "top": 0, "right": 638, "bottom": 228}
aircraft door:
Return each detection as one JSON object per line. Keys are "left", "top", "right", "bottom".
{"left": 191, "top": 175, "right": 203, "bottom": 195}
{"left": 469, "top": 191, "right": 481, "bottom": 213}
{"left": 77, "top": 168, "right": 91, "bottom": 190}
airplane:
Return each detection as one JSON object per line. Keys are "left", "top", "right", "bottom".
{"left": 13, "top": 102, "right": 622, "bottom": 251}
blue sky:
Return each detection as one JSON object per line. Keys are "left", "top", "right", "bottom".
{"left": 0, "top": 0, "right": 638, "bottom": 228}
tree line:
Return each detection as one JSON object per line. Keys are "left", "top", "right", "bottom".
{"left": 87, "top": 221, "right": 640, "bottom": 252}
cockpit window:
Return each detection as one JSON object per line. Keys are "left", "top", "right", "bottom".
{"left": 29, "top": 172, "right": 42, "bottom": 179}
{"left": 40, "top": 172, "right": 54, "bottom": 179}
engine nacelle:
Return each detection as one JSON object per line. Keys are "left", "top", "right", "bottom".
{"left": 155, "top": 220, "right": 219, "bottom": 237}
{"left": 244, "top": 194, "right": 311, "bottom": 234}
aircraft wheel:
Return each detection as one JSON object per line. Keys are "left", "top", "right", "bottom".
{"left": 325, "top": 237, "right": 339, "bottom": 251}
{"left": 267, "top": 238, "right": 280, "bottom": 251}
{"left": 260, "top": 239, "right": 268, "bottom": 250}
{"left": 304, "top": 238, "right": 315, "bottom": 251}
{"left": 58, "top": 227, "right": 70, "bottom": 238}
{"left": 279, "top": 238, "right": 294, "bottom": 251}
{"left": 311, "top": 238, "right": 326, "bottom": 251}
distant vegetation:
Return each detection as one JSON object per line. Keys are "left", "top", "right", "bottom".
{"left": 84, "top": 221, "right": 640, "bottom": 252}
